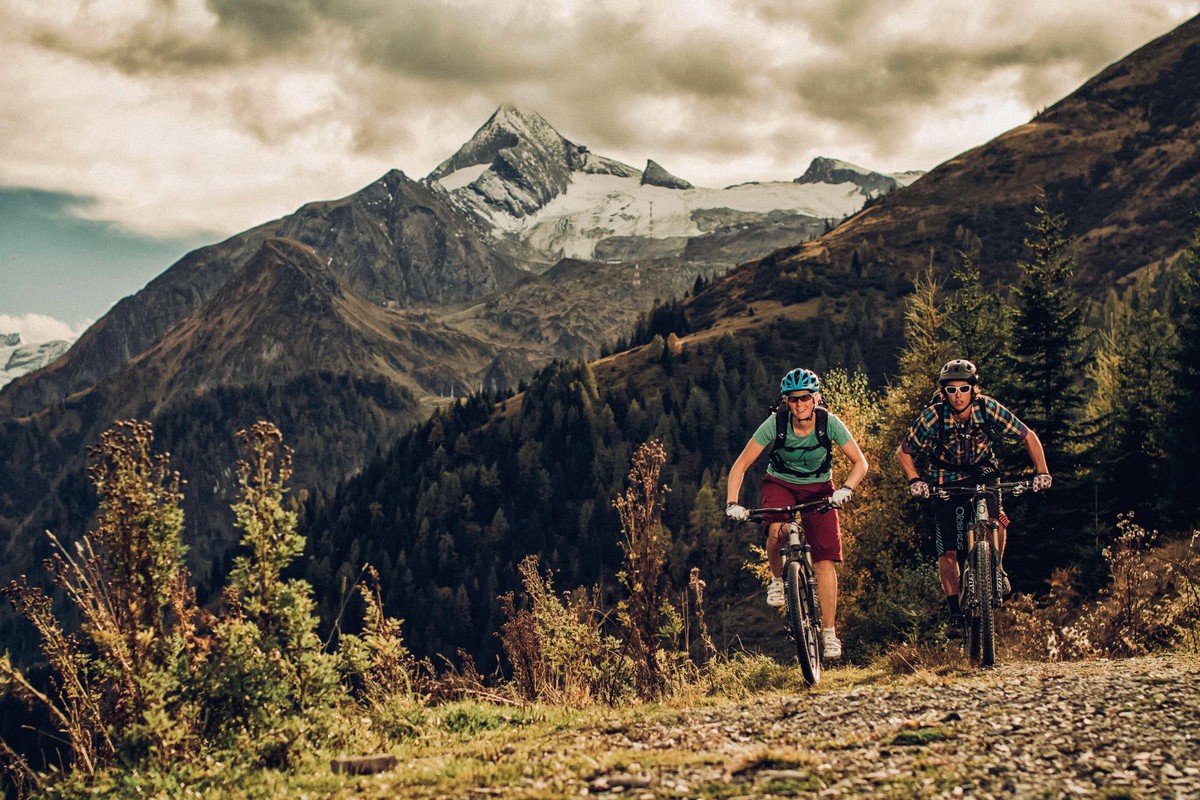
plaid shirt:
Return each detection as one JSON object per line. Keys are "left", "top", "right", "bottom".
{"left": 900, "top": 395, "right": 1029, "bottom": 484}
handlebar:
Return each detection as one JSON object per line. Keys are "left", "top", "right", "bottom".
{"left": 929, "top": 479, "right": 1036, "bottom": 499}
{"left": 744, "top": 498, "right": 832, "bottom": 522}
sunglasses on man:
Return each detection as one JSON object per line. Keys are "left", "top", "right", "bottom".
{"left": 943, "top": 385, "right": 973, "bottom": 395}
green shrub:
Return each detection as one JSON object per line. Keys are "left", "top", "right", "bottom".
{"left": 0, "top": 421, "right": 423, "bottom": 796}
{"left": 1003, "top": 515, "right": 1200, "bottom": 659}
{"left": 1, "top": 421, "right": 203, "bottom": 785}
{"left": 498, "top": 555, "right": 626, "bottom": 706}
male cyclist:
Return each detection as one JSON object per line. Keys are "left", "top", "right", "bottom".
{"left": 726, "top": 367, "right": 868, "bottom": 659}
{"left": 895, "top": 359, "right": 1051, "bottom": 630}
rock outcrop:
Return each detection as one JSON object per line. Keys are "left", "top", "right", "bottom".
{"left": 640, "top": 159, "right": 693, "bottom": 189}
{"left": 795, "top": 156, "right": 904, "bottom": 196}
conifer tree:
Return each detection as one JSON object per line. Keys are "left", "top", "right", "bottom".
{"left": 884, "top": 262, "right": 950, "bottom": 447}
{"left": 1166, "top": 226, "right": 1200, "bottom": 525}
{"left": 1083, "top": 279, "right": 1175, "bottom": 527}
{"left": 944, "top": 250, "right": 1011, "bottom": 394}
{"left": 1007, "top": 204, "right": 1089, "bottom": 474}
{"left": 1005, "top": 204, "right": 1093, "bottom": 575}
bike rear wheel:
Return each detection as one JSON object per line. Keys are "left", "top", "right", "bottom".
{"left": 784, "top": 559, "right": 822, "bottom": 685}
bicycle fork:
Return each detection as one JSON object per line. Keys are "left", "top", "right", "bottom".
{"left": 788, "top": 524, "right": 820, "bottom": 621}
{"left": 962, "top": 519, "right": 1001, "bottom": 612}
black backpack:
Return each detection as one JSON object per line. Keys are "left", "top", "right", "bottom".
{"left": 767, "top": 404, "right": 833, "bottom": 480}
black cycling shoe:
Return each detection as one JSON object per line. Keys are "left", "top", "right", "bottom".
{"left": 946, "top": 614, "right": 965, "bottom": 638}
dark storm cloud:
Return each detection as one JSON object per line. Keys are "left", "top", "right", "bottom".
{"left": 22, "top": 0, "right": 332, "bottom": 74}
{"left": 747, "top": 1, "right": 1187, "bottom": 141}
{"left": 206, "top": 0, "right": 319, "bottom": 45}
{"left": 305, "top": 1, "right": 760, "bottom": 156}
{"left": 340, "top": 1, "right": 755, "bottom": 103}
{"left": 350, "top": 3, "right": 537, "bottom": 85}
{"left": 39, "top": 0, "right": 753, "bottom": 95}
{"left": 28, "top": 15, "right": 245, "bottom": 74}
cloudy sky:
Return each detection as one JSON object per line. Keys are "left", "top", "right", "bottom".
{"left": 2, "top": 0, "right": 1197, "bottom": 334}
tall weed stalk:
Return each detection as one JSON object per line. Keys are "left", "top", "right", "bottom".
{"left": 613, "top": 440, "right": 672, "bottom": 699}
{"left": 1, "top": 420, "right": 420, "bottom": 796}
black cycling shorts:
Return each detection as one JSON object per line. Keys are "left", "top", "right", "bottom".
{"left": 931, "top": 473, "right": 1003, "bottom": 556}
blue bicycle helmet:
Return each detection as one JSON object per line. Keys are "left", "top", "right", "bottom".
{"left": 780, "top": 368, "right": 820, "bottom": 394}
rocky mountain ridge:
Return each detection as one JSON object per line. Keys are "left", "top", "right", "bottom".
{"left": 795, "top": 155, "right": 917, "bottom": 196}
{"left": 428, "top": 103, "right": 641, "bottom": 220}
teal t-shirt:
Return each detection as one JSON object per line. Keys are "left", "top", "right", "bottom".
{"left": 752, "top": 411, "right": 851, "bottom": 484}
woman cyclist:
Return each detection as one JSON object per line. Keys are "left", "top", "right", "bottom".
{"left": 725, "top": 367, "right": 868, "bottom": 659}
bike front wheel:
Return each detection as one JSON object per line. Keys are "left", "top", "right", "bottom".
{"left": 971, "top": 542, "right": 996, "bottom": 667}
{"left": 784, "top": 559, "right": 822, "bottom": 685}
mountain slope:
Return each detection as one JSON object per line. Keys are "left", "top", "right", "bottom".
{"left": 0, "top": 170, "right": 521, "bottom": 417}
{"left": 689, "top": 14, "right": 1200, "bottom": 331}
{"left": 0, "top": 240, "right": 431, "bottom": 627}
{"left": 115, "top": 238, "right": 421, "bottom": 406}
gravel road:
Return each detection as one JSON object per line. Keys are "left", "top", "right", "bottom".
{"left": 578, "top": 655, "right": 1200, "bottom": 799}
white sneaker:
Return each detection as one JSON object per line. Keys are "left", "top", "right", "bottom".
{"left": 822, "top": 629, "right": 842, "bottom": 659}
{"left": 766, "top": 578, "right": 785, "bottom": 607}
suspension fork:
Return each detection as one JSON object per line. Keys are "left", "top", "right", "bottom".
{"left": 971, "top": 494, "right": 1002, "bottom": 598}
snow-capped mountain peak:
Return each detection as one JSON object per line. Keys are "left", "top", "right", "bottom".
{"left": 427, "top": 105, "right": 921, "bottom": 263}
{"left": 429, "top": 104, "right": 565, "bottom": 181}
{"left": 428, "top": 105, "right": 639, "bottom": 219}
{"left": 1, "top": 332, "right": 72, "bottom": 388}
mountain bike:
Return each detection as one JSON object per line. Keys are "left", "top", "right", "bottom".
{"left": 742, "top": 498, "right": 832, "bottom": 685}
{"left": 930, "top": 479, "right": 1035, "bottom": 668}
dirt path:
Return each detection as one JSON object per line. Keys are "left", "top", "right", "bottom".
{"left": 575, "top": 655, "right": 1200, "bottom": 799}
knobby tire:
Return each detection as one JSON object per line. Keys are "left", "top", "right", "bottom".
{"left": 784, "top": 559, "right": 821, "bottom": 685}
{"left": 974, "top": 541, "right": 996, "bottom": 667}
{"left": 969, "top": 556, "right": 979, "bottom": 662}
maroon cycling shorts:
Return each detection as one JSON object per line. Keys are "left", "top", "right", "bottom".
{"left": 760, "top": 474, "right": 843, "bottom": 562}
